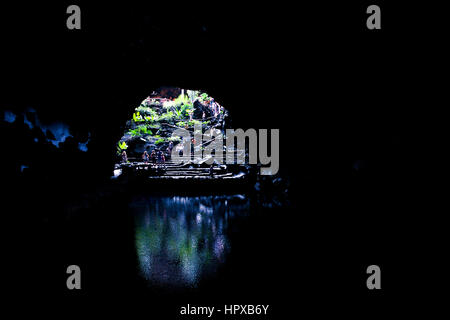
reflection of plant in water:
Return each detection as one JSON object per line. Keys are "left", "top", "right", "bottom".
{"left": 133, "top": 196, "right": 249, "bottom": 287}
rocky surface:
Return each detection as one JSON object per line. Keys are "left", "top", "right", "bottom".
{"left": 117, "top": 88, "right": 229, "bottom": 160}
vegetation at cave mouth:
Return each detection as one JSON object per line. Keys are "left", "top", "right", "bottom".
{"left": 117, "top": 88, "right": 228, "bottom": 159}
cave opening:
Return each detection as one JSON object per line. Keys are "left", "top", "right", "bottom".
{"left": 111, "top": 86, "right": 258, "bottom": 186}
{"left": 116, "top": 86, "right": 228, "bottom": 163}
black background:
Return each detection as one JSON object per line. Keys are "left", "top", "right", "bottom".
{"left": 1, "top": 1, "right": 442, "bottom": 318}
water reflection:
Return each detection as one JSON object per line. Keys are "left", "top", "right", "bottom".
{"left": 131, "top": 195, "right": 249, "bottom": 287}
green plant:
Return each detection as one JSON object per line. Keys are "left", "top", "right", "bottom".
{"left": 163, "top": 93, "right": 191, "bottom": 110}
{"left": 129, "top": 125, "right": 152, "bottom": 137}
{"left": 148, "top": 123, "right": 161, "bottom": 129}
{"left": 133, "top": 112, "right": 144, "bottom": 122}
{"left": 144, "top": 114, "right": 159, "bottom": 122}
{"left": 159, "top": 111, "right": 175, "bottom": 122}
{"left": 176, "top": 119, "right": 202, "bottom": 128}
{"left": 136, "top": 106, "right": 154, "bottom": 115}
{"left": 128, "top": 129, "right": 138, "bottom": 136}
{"left": 180, "top": 103, "right": 193, "bottom": 117}
{"left": 168, "top": 136, "right": 181, "bottom": 142}
{"left": 174, "top": 108, "right": 183, "bottom": 119}
{"left": 135, "top": 107, "right": 159, "bottom": 122}
{"left": 173, "top": 93, "right": 190, "bottom": 106}
{"left": 188, "top": 119, "right": 202, "bottom": 127}
{"left": 155, "top": 138, "right": 165, "bottom": 145}
{"left": 117, "top": 141, "right": 128, "bottom": 155}
{"left": 199, "top": 93, "right": 210, "bottom": 102}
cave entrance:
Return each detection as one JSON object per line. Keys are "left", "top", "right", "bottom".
{"left": 113, "top": 87, "right": 250, "bottom": 184}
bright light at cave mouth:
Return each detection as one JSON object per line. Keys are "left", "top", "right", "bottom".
{"left": 113, "top": 86, "right": 232, "bottom": 179}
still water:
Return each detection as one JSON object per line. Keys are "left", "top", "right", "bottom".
{"left": 130, "top": 195, "right": 250, "bottom": 287}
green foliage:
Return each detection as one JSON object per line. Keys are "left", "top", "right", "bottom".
{"left": 131, "top": 91, "right": 213, "bottom": 126}
{"left": 147, "top": 123, "right": 161, "bottom": 129}
{"left": 173, "top": 93, "right": 190, "bottom": 106}
{"left": 136, "top": 106, "right": 159, "bottom": 122}
{"left": 162, "top": 93, "right": 192, "bottom": 117}
{"left": 133, "top": 112, "right": 145, "bottom": 122}
{"left": 199, "top": 93, "right": 210, "bottom": 103}
{"left": 168, "top": 136, "right": 181, "bottom": 142}
{"left": 155, "top": 138, "right": 165, "bottom": 145}
{"left": 174, "top": 108, "right": 183, "bottom": 119}
{"left": 180, "top": 103, "right": 193, "bottom": 117}
{"left": 144, "top": 114, "right": 159, "bottom": 122}
{"left": 159, "top": 111, "right": 175, "bottom": 122}
{"left": 176, "top": 119, "right": 203, "bottom": 128}
{"left": 118, "top": 141, "right": 128, "bottom": 150}
{"left": 129, "top": 125, "right": 152, "bottom": 137}
{"left": 132, "top": 93, "right": 202, "bottom": 128}
{"left": 136, "top": 106, "right": 149, "bottom": 114}
{"left": 136, "top": 106, "right": 156, "bottom": 115}
{"left": 128, "top": 129, "right": 139, "bottom": 137}
{"left": 189, "top": 119, "right": 202, "bottom": 127}
{"left": 117, "top": 141, "right": 128, "bottom": 155}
